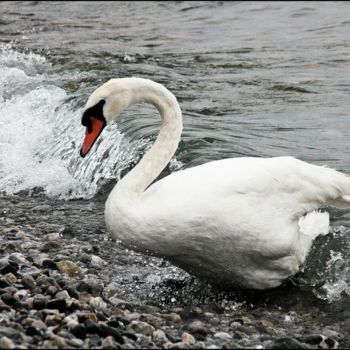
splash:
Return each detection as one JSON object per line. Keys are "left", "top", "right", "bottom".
{"left": 0, "top": 44, "right": 138, "bottom": 199}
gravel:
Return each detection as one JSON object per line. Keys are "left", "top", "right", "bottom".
{"left": 0, "top": 194, "right": 348, "bottom": 349}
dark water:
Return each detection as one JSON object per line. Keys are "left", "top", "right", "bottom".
{"left": 1, "top": 1, "right": 350, "bottom": 313}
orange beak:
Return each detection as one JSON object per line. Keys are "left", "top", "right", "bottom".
{"left": 80, "top": 117, "right": 106, "bottom": 157}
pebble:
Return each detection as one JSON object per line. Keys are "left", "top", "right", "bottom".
{"left": 56, "top": 260, "right": 82, "bottom": 277}
{"left": 89, "top": 297, "right": 107, "bottom": 313}
{"left": 188, "top": 320, "right": 208, "bottom": 338}
{"left": 182, "top": 332, "right": 196, "bottom": 344}
{"left": 21, "top": 275, "right": 35, "bottom": 290}
{"left": 214, "top": 331, "right": 232, "bottom": 341}
{"left": 0, "top": 336, "right": 16, "bottom": 349}
{"left": 127, "top": 320, "right": 155, "bottom": 336}
{"left": 153, "top": 329, "right": 170, "bottom": 346}
{"left": 0, "top": 196, "right": 347, "bottom": 350}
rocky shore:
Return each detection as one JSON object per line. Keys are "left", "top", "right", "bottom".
{"left": 0, "top": 194, "right": 348, "bottom": 349}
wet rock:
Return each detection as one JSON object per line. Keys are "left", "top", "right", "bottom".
{"left": 64, "top": 286, "right": 79, "bottom": 299}
{"left": 33, "top": 295, "right": 48, "bottom": 310}
{"left": 45, "top": 314, "right": 62, "bottom": 326}
{"left": 40, "top": 241, "right": 63, "bottom": 252}
{"left": 90, "top": 255, "right": 106, "bottom": 268}
{"left": 0, "top": 279, "right": 12, "bottom": 288}
{"left": 0, "top": 262, "right": 19, "bottom": 276}
{"left": 21, "top": 274, "right": 35, "bottom": 290}
{"left": 9, "top": 253, "right": 29, "bottom": 266}
{"left": 56, "top": 260, "right": 81, "bottom": 277}
{"left": 99, "top": 323, "right": 124, "bottom": 344}
{"left": 214, "top": 331, "right": 232, "bottom": 341}
{"left": 89, "top": 297, "right": 107, "bottom": 313}
{"left": 153, "top": 329, "right": 171, "bottom": 346}
{"left": 270, "top": 337, "right": 311, "bottom": 349}
{"left": 0, "top": 300, "right": 11, "bottom": 312}
{"left": 1, "top": 293, "right": 16, "bottom": 306}
{"left": 127, "top": 320, "right": 155, "bottom": 336}
{"left": 101, "top": 335, "right": 116, "bottom": 348}
{"left": 68, "top": 338, "right": 84, "bottom": 348}
{"left": 13, "top": 289, "right": 28, "bottom": 302}
{"left": 46, "top": 298, "right": 67, "bottom": 312}
{"left": 299, "top": 335, "right": 339, "bottom": 349}
{"left": 139, "top": 314, "right": 165, "bottom": 328}
{"left": 182, "top": 332, "right": 196, "bottom": 345}
{"left": 32, "top": 204, "right": 51, "bottom": 212}
{"left": 31, "top": 319, "right": 47, "bottom": 331}
{"left": 77, "top": 277, "right": 104, "bottom": 297}
{"left": 0, "top": 327, "right": 22, "bottom": 341}
{"left": 71, "top": 324, "right": 87, "bottom": 340}
{"left": 162, "top": 313, "right": 182, "bottom": 323}
{"left": 187, "top": 320, "right": 208, "bottom": 340}
{"left": 3, "top": 273, "right": 16, "bottom": 283}
{"left": 41, "top": 259, "right": 58, "bottom": 270}
{"left": 55, "top": 290, "right": 71, "bottom": 300}
{"left": 0, "top": 336, "right": 16, "bottom": 349}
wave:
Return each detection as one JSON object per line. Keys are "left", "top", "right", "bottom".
{"left": 0, "top": 44, "right": 150, "bottom": 199}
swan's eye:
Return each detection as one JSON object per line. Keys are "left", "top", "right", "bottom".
{"left": 81, "top": 100, "right": 106, "bottom": 132}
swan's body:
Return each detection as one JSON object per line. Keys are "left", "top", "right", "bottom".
{"left": 80, "top": 77, "right": 350, "bottom": 289}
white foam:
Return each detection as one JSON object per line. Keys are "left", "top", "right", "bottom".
{"left": 322, "top": 250, "right": 350, "bottom": 302}
{"left": 0, "top": 44, "right": 147, "bottom": 199}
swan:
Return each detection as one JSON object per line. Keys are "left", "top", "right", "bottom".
{"left": 79, "top": 77, "right": 350, "bottom": 290}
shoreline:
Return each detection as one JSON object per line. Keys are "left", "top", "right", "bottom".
{"left": 0, "top": 194, "right": 348, "bottom": 348}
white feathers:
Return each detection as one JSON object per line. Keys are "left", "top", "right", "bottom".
{"left": 85, "top": 78, "right": 350, "bottom": 289}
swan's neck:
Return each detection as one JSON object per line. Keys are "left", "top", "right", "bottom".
{"left": 113, "top": 80, "right": 183, "bottom": 198}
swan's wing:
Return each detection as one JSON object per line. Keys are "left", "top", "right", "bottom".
{"left": 139, "top": 156, "right": 350, "bottom": 289}
{"left": 144, "top": 156, "right": 350, "bottom": 218}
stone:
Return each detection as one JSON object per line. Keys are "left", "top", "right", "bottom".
{"left": 31, "top": 319, "right": 47, "bottom": 330}
{"left": 90, "top": 255, "right": 106, "bottom": 267}
{"left": 162, "top": 313, "right": 182, "bottom": 323}
{"left": 101, "top": 336, "right": 115, "bottom": 348}
{"left": 33, "top": 295, "right": 48, "bottom": 310}
{"left": 99, "top": 323, "right": 124, "bottom": 344}
{"left": 64, "top": 286, "right": 79, "bottom": 299}
{"left": 45, "top": 314, "right": 62, "bottom": 326}
{"left": 13, "top": 289, "right": 28, "bottom": 302}
{"left": 0, "top": 336, "right": 15, "bottom": 349}
{"left": 181, "top": 332, "right": 196, "bottom": 344}
{"left": 84, "top": 319, "right": 100, "bottom": 334}
{"left": 46, "top": 298, "right": 67, "bottom": 312}
{"left": 63, "top": 315, "right": 79, "bottom": 329}
{"left": 4, "top": 273, "right": 17, "bottom": 283}
{"left": 0, "top": 262, "right": 19, "bottom": 276}
{"left": 71, "top": 325, "right": 86, "bottom": 340}
{"left": 270, "top": 337, "right": 311, "bottom": 349}
{"left": 55, "top": 290, "right": 71, "bottom": 300}
{"left": 40, "top": 241, "right": 63, "bottom": 252}
{"left": 26, "top": 326, "right": 42, "bottom": 337}
{"left": 187, "top": 320, "right": 208, "bottom": 339}
{"left": 89, "top": 297, "right": 107, "bottom": 312}
{"left": 153, "top": 330, "right": 170, "bottom": 346}
{"left": 214, "top": 331, "right": 232, "bottom": 341}
{"left": 1, "top": 293, "right": 15, "bottom": 306}
{"left": 21, "top": 274, "right": 35, "bottom": 290}
{"left": 9, "top": 253, "right": 29, "bottom": 266}
{"left": 0, "top": 300, "right": 11, "bottom": 312}
{"left": 56, "top": 260, "right": 82, "bottom": 277}
{"left": 139, "top": 314, "right": 165, "bottom": 328}
{"left": 127, "top": 320, "right": 155, "bottom": 336}
{"left": 68, "top": 338, "right": 84, "bottom": 348}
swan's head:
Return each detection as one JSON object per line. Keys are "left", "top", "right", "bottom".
{"left": 80, "top": 79, "right": 134, "bottom": 157}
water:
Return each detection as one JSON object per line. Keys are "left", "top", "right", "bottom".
{"left": 1, "top": 1, "right": 350, "bottom": 307}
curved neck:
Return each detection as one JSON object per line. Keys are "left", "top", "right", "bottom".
{"left": 114, "top": 79, "right": 183, "bottom": 197}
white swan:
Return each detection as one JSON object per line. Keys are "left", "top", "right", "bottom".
{"left": 80, "top": 77, "right": 350, "bottom": 290}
